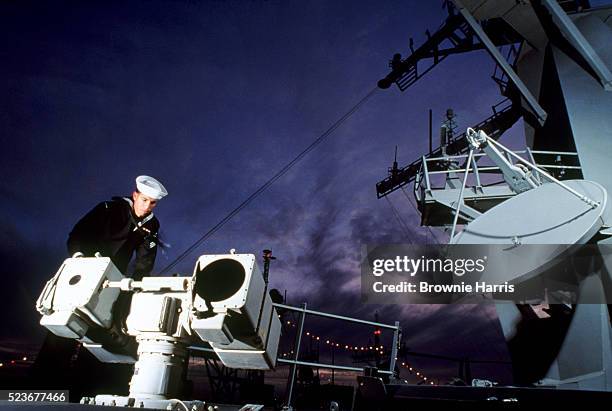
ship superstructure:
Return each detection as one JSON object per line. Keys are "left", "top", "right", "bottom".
{"left": 376, "top": 0, "right": 612, "bottom": 391}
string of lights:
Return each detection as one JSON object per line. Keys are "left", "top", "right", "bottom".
{"left": 0, "top": 356, "right": 31, "bottom": 368}
{"left": 279, "top": 321, "right": 437, "bottom": 384}
{"left": 277, "top": 347, "right": 436, "bottom": 385}
{"left": 303, "top": 331, "right": 386, "bottom": 354}
{"left": 398, "top": 360, "right": 436, "bottom": 385}
{"left": 283, "top": 320, "right": 387, "bottom": 353}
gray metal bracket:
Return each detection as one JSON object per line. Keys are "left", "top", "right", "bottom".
{"left": 541, "top": 0, "right": 612, "bottom": 91}
{"left": 453, "top": 0, "right": 548, "bottom": 125}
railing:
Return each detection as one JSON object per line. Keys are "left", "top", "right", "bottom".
{"left": 415, "top": 149, "right": 581, "bottom": 195}
{"left": 376, "top": 100, "right": 521, "bottom": 199}
{"left": 189, "top": 303, "right": 402, "bottom": 410}
{"left": 273, "top": 303, "right": 401, "bottom": 408}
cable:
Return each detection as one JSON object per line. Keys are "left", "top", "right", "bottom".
{"left": 385, "top": 196, "right": 413, "bottom": 241}
{"left": 158, "top": 86, "right": 379, "bottom": 275}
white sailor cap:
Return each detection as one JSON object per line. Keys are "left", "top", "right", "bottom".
{"left": 136, "top": 175, "right": 168, "bottom": 200}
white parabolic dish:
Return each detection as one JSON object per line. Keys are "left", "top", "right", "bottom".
{"left": 452, "top": 180, "right": 607, "bottom": 245}
{"left": 450, "top": 180, "right": 607, "bottom": 285}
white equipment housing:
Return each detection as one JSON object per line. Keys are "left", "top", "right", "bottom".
{"left": 36, "top": 252, "right": 282, "bottom": 410}
{"left": 191, "top": 253, "right": 281, "bottom": 369}
{"left": 37, "top": 257, "right": 123, "bottom": 339}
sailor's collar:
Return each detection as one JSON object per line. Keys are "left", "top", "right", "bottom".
{"left": 121, "top": 196, "right": 155, "bottom": 224}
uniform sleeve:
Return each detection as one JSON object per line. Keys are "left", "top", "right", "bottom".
{"left": 66, "top": 202, "right": 110, "bottom": 257}
{"left": 132, "top": 220, "right": 160, "bottom": 280}
{"left": 133, "top": 243, "right": 157, "bottom": 281}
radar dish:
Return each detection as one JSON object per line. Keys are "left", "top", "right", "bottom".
{"left": 452, "top": 180, "right": 607, "bottom": 245}
{"left": 449, "top": 180, "right": 607, "bottom": 287}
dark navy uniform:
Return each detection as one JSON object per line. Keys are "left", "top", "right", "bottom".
{"left": 32, "top": 178, "right": 168, "bottom": 398}
{"left": 67, "top": 196, "right": 160, "bottom": 280}
{"left": 33, "top": 196, "right": 160, "bottom": 397}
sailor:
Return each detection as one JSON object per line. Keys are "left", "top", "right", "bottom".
{"left": 30, "top": 176, "right": 168, "bottom": 396}
{"left": 67, "top": 175, "right": 168, "bottom": 280}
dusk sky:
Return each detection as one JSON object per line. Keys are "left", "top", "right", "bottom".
{"left": 0, "top": 0, "right": 539, "bottom": 381}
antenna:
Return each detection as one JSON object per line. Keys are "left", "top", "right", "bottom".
{"left": 428, "top": 109, "right": 433, "bottom": 154}
{"left": 389, "top": 146, "right": 399, "bottom": 177}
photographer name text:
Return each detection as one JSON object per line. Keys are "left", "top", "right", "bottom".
{"left": 372, "top": 281, "right": 514, "bottom": 294}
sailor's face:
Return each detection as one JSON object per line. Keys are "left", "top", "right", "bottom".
{"left": 132, "top": 191, "right": 157, "bottom": 217}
